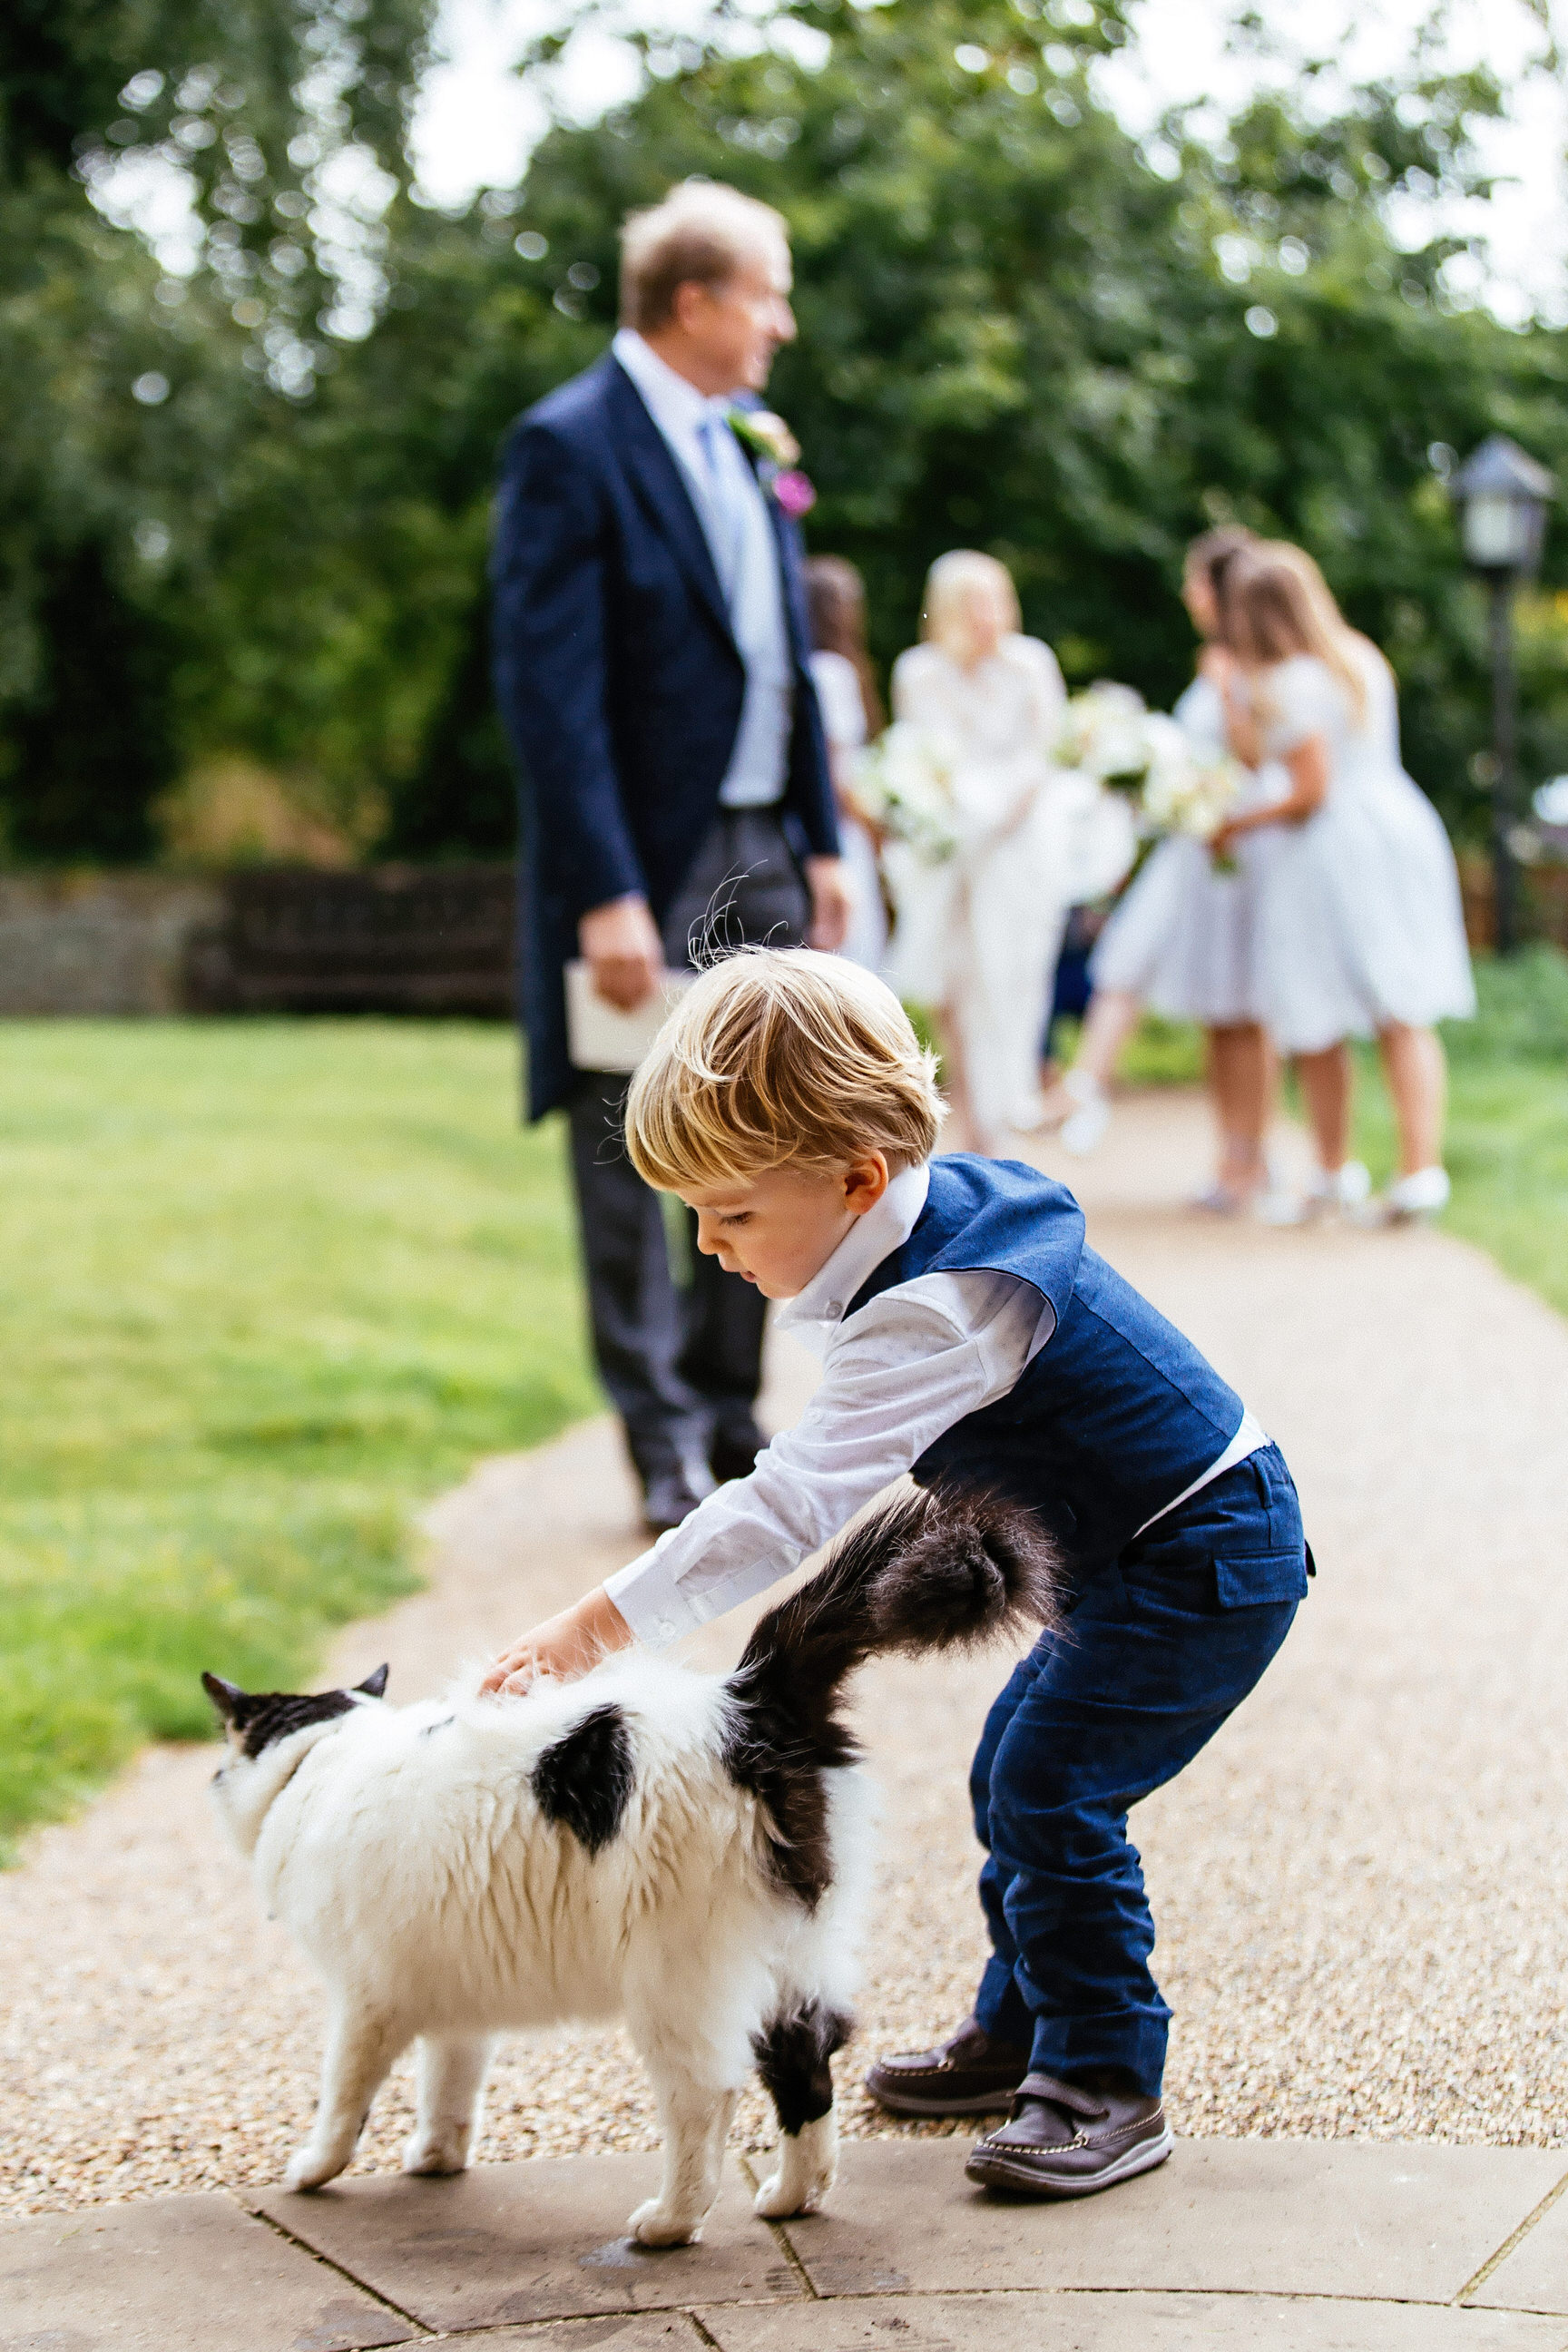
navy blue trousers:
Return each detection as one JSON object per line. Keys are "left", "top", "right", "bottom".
{"left": 970, "top": 1445, "right": 1304, "bottom": 2096}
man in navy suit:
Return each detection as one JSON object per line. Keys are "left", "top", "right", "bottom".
{"left": 493, "top": 181, "right": 850, "bottom": 1534}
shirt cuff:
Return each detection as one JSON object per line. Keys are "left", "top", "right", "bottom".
{"left": 604, "top": 1542, "right": 708, "bottom": 1651}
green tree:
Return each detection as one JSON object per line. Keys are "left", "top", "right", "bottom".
{"left": 6, "top": 0, "right": 1566, "bottom": 867}
{"left": 497, "top": 0, "right": 1567, "bottom": 840}
{"left": 0, "top": 0, "right": 431, "bottom": 858}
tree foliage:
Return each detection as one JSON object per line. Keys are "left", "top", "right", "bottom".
{"left": 0, "top": 0, "right": 428, "bottom": 856}
{"left": 505, "top": 0, "right": 1568, "bottom": 838}
{"left": 3, "top": 0, "right": 1567, "bottom": 864}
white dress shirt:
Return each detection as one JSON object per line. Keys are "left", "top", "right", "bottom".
{"left": 605, "top": 1161, "right": 1268, "bottom": 1650}
{"left": 612, "top": 329, "right": 794, "bottom": 810}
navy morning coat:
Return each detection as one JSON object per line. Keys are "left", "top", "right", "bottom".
{"left": 848, "top": 1155, "right": 1310, "bottom": 1606}
{"left": 491, "top": 350, "right": 840, "bottom": 1121}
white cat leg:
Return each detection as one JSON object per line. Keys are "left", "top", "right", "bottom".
{"left": 284, "top": 2005, "right": 407, "bottom": 2191}
{"left": 403, "top": 2034, "right": 496, "bottom": 2177}
{"left": 626, "top": 2081, "right": 739, "bottom": 2248}
{"left": 754, "top": 2104, "right": 838, "bottom": 2219}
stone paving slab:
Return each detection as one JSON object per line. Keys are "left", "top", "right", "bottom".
{"left": 808, "top": 2144, "right": 1568, "bottom": 2305}
{"left": 1472, "top": 2179, "right": 1568, "bottom": 2317}
{"left": 696, "top": 2290, "right": 1568, "bottom": 2350}
{"left": 437, "top": 2326, "right": 706, "bottom": 2349}
{"left": 0, "top": 2189, "right": 416, "bottom": 2350}
{"left": 15, "top": 2142, "right": 1568, "bottom": 2347}
{"left": 782, "top": 2138, "right": 1568, "bottom": 2308}
{"left": 248, "top": 2156, "right": 799, "bottom": 2333}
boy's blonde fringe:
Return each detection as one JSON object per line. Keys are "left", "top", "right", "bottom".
{"left": 624, "top": 948, "right": 944, "bottom": 1191}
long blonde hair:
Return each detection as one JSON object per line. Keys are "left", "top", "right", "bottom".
{"left": 1226, "top": 544, "right": 1367, "bottom": 721}
{"left": 920, "top": 550, "right": 1021, "bottom": 656}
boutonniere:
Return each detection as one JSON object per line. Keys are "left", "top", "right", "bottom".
{"left": 727, "top": 407, "right": 817, "bottom": 517}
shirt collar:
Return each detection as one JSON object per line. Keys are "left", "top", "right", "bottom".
{"left": 776, "top": 1161, "right": 932, "bottom": 1359}
{"left": 612, "top": 328, "right": 732, "bottom": 437}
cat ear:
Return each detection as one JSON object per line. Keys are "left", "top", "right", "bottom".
{"left": 357, "top": 1664, "right": 389, "bottom": 1699}
{"left": 202, "top": 1671, "right": 244, "bottom": 1722}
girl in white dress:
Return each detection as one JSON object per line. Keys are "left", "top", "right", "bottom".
{"left": 1212, "top": 546, "right": 1475, "bottom": 1220}
{"left": 884, "top": 551, "right": 1070, "bottom": 1152}
{"left": 1038, "top": 528, "right": 1290, "bottom": 1210}
{"left": 806, "top": 557, "right": 888, "bottom": 974}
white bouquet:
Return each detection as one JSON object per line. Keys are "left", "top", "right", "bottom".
{"left": 1056, "top": 682, "right": 1154, "bottom": 788}
{"left": 853, "top": 723, "right": 961, "bottom": 865}
{"left": 1058, "top": 682, "right": 1243, "bottom": 869}
{"left": 1142, "top": 742, "right": 1244, "bottom": 846}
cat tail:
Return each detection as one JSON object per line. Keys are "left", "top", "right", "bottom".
{"left": 730, "top": 1484, "right": 1063, "bottom": 1719}
{"left": 721, "top": 1486, "right": 1062, "bottom": 1905}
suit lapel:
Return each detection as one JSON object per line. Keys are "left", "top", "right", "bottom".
{"left": 605, "top": 358, "right": 735, "bottom": 649}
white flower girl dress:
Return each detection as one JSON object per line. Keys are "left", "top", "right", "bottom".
{"left": 1089, "top": 672, "right": 1286, "bottom": 1024}
{"left": 1250, "top": 643, "right": 1475, "bottom": 1053}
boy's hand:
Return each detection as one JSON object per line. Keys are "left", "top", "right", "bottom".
{"left": 479, "top": 1586, "right": 634, "bottom": 1697}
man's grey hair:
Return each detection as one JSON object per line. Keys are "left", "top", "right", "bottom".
{"left": 620, "top": 181, "right": 790, "bottom": 332}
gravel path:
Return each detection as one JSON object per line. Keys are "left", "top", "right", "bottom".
{"left": 5, "top": 1092, "right": 1567, "bottom": 2216}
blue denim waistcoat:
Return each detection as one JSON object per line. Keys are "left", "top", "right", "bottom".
{"left": 847, "top": 1155, "right": 1279, "bottom": 1591}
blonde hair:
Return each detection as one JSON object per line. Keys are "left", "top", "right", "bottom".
{"left": 1228, "top": 544, "right": 1367, "bottom": 721}
{"left": 625, "top": 949, "right": 944, "bottom": 1190}
{"left": 620, "top": 181, "right": 789, "bottom": 332}
{"left": 920, "top": 550, "right": 1021, "bottom": 654}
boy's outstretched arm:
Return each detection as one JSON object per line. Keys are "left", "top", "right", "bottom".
{"left": 480, "top": 1586, "right": 633, "bottom": 1695}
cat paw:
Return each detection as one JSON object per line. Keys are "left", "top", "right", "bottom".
{"left": 402, "top": 2131, "right": 470, "bottom": 2177}
{"left": 626, "top": 2197, "right": 704, "bottom": 2248}
{"left": 283, "top": 2145, "right": 346, "bottom": 2193}
{"left": 753, "top": 2167, "right": 833, "bottom": 2219}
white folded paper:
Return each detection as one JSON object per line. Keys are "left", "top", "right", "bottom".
{"left": 564, "top": 958, "right": 693, "bottom": 1075}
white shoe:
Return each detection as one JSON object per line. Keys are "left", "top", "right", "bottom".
{"left": 1059, "top": 1072, "right": 1111, "bottom": 1157}
{"left": 1374, "top": 1165, "right": 1451, "bottom": 1224}
{"left": 1255, "top": 1187, "right": 1308, "bottom": 1228}
{"left": 1191, "top": 1182, "right": 1248, "bottom": 1216}
{"left": 1330, "top": 1161, "right": 1373, "bottom": 1210}
{"left": 1061, "top": 1097, "right": 1111, "bottom": 1156}
{"left": 1256, "top": 1161, "right": 1371, "bottom": 1227}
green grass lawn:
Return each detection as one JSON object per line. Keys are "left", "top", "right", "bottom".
{"left": 1353, "top": 946, "right": 1568, "bottom": 1319}
{"left": 0, "top": 1021, "right": 597, "bottom": 1853}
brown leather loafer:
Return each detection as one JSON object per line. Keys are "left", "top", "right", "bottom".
{"left": 864, "top": 2019, "right": 1031, "bottom": 2118}
{"left": 965, "top": 2070, "right": 1172, "bottom": 2198}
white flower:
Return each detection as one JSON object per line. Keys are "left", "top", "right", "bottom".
{"left": 1057, "top": 682, "right": 1152, "bottom": 785}
{"left": 854, "top": 724, "right": 961, "bottom": 864}
{"left": 1058, "top": 682, "right": 1241, "bottom": 845}
{"left": 1144, "top": 747, "right": 1243, "bottom": 841}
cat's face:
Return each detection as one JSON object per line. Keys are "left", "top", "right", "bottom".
{"left": 202, "top": 1664, "right": 389, "bottom": 1855}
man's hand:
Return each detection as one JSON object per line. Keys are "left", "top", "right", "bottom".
{"left": 579, "top": 895, "right": 664, "bottom": 1011}
{"left": 480, "top": 1586, "right": 634, "bottom": 1698}
{"left": 804, "top": 855, "right": 855, "bottom": 953}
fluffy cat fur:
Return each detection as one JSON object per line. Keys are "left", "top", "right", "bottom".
{"left": 204, "top": 1485, "right": 1059, "bottom": 2245}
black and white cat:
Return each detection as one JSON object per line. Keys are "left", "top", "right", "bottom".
{"left": 204, "top": 1487, "right": 1057, "bottom": 2246}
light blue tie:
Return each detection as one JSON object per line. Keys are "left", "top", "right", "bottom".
{"left": 694, "top": 413, "right": 743, "bottom": 601}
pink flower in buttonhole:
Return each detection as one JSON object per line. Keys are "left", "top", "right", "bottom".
{"left": 773, "top": 469, "right": 817, "bottom": 517}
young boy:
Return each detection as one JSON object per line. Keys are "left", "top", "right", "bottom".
{"left": 483, "top": 950, "right": 1307, "bottom": 2200}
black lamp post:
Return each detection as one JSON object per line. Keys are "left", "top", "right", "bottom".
{"left": 1451, "top": 434, "right": 1555, "bottom": 954}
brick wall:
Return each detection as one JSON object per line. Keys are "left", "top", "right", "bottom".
{"left": 0, "top": 867, "right": 514, "bottom": 1017}
{"left": 0, "top": 876, "right": 226, "bottom": 1015}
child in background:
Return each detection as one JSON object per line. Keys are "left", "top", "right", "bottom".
{"left": 483, "top": 951, "right": 1308, "bottom": 2201}
{"left": 806, "top": 555, "right": 888, "bottom": 974}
